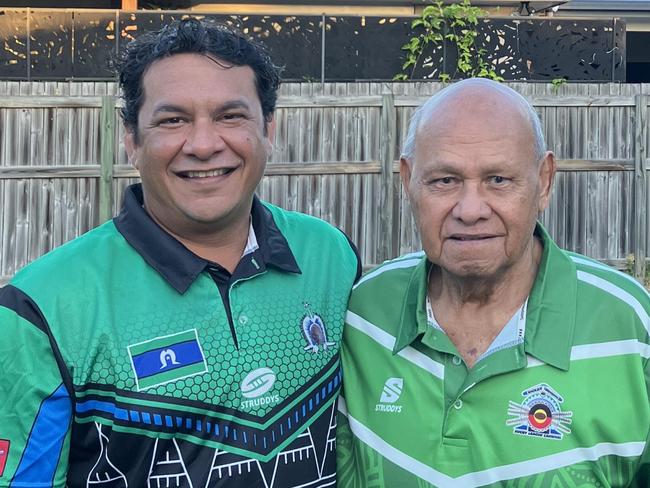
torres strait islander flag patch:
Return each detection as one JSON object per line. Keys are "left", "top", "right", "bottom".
{"left": 0, "top": 439, "right": 9, "bottom": 476}
{"left": 128, "top": 329, "right": 208, "bottom": 391}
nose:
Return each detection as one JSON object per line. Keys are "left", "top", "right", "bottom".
{"left": 451, "top": 182, "right": 492, "bottom": 224}
{"left": 182, "top": 118, "right": 225, "bottom": 160}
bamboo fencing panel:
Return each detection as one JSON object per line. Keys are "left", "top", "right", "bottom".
{"left": 1, "top": 81, "right": 649, "bottom": 285}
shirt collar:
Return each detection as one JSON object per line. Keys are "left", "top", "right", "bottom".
{"left": 392, "top": 223, "right": 576, "bottom": 371}
{"left": 242, "top": 219, "right": 259, "bottom": 257}
{"left": 113, "top": 183, "right": 300, "bottom": 294}
{"left": 523, "top": 223, "right": 576, "bottom": 371}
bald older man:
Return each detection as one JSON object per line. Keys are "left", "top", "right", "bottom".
{"left": 337, "top": 79, "right": 650, "bottom": 487}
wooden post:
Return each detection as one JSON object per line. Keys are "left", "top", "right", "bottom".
{"left": 633, "top": 93, "right": 648, "bottom": 282}
{"left": 99, "top": 96, "right": 116, "bottom": 224}
{"left": 378, "top": 92, "right": 396, "bottom": 263}
{"left": 122, "top": 0, "right": 138, "bottom": 10}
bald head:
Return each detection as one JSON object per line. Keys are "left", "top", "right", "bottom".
{"left": 402, "top": 79, "right": 546, "bottom": 165}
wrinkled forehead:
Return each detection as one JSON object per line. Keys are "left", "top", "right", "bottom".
{"left": 422, "top": 84, "right": 530, "bottom": 131}
{"left": 414, "top": 85, "right": 538, "bottom": 159}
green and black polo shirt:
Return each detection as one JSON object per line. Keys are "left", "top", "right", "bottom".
{"left": 0, "top": 183, "right": 359, "bottom": 487}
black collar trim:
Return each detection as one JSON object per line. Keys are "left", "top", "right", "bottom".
{"left": 114, "top": 184, "right": 300, "bottom": 294}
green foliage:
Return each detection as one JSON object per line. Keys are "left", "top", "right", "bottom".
{"left": 397, "top": 0, "right": 503, "bottom": 82}
{"left": 551, "top": 77, "right": 568, "bottom": 93}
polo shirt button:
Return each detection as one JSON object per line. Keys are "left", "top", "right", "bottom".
{"left": 452, "top": 356, "right": 462, "bottom": 366}
{"left": 453, "top": 399, "right": 463, "bottom": 410}
{"left": 239, "top": 315, "right": 249, "bottom": 325}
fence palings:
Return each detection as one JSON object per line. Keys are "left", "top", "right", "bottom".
{"left": 1, "top": 82, "right": 649, "bottom": 285}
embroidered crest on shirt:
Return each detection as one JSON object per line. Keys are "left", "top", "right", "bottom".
{"left": 506, "top": 383, "right": 573, "bottom": 440}
{"left": 301, "top": 303, "right": 335, "bottom": 353}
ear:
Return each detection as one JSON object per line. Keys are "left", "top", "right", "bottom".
{"left": 400, "top": 156, "right": 413, "bottom": 196}
{"left": 264, "top": 116, "right": 276, "bottom": 153}
{"left": 124, "top": 128, "right": 139, "bottom": 170}
{"left": 537, "top": 151, "right": 557, "bottom": 213}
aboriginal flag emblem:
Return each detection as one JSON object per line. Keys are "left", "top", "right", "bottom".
{"left": 506, "top": 383, "right": 573, "bottom": 440}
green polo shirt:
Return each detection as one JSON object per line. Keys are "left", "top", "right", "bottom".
{"left": 338, "top": 224, "right": 650, "bottom": 487}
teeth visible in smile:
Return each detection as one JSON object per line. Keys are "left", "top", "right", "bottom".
{"left": 185, "top": 169, "right": 231, "bottom": 178}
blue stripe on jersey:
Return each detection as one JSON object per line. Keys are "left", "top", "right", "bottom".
{"left": 11, "top": 383, "right": 70, "bottom": 485}
{"left": 131, "top": 340, "right": 203, "bottom": 379}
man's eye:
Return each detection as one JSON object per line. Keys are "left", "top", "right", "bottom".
{"left": 490, "top": 176, "right": 509, "bottom": 185}
{"left": 432, "top": 177, "right": 455, "bottom": 186}
{"left": 222, "top": 113, "right": 245, "bottom": 121}
{"left": 159, "top": 117, "right": 184, "bottom": 125}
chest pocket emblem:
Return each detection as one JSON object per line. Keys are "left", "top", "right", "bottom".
{"left": 506, "top": 383, "right": 573, "bottom": 440}
{"left": 301, "top": 303, "right": 335, "bottom": 353}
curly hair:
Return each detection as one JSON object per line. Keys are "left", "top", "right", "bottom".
{"left": 115, "top": 18, "right": 281, "bottom": 138}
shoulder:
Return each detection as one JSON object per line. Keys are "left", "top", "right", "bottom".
{"left": 261, "top": 200, "right": 359, "bottom": 264}
{"left": 562, "top": 251, "right": 650, "bottom": 342}
{"left": 11, "top": 220, "right": 126, "bottom": 294}
{"left": 566, "top": 251, "right": 650, "bottom": 307}
{"left": 348, "top": 251, "right": 425, "bottom": 318}
{"left": 262, "top": 201, "right": 344, "bottom": 235}
{"left": 354, "top": 251, "right": 425, "bottom": 293}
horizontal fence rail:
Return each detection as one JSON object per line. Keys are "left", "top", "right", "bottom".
{"left": 0, "top": 159, "right": 643, "bottom": 179}
{"left": 1, "top": 81, "right": 649, "bottom": 286}
{"left": 0, "top": 94, "right": 642, "bottom": 109}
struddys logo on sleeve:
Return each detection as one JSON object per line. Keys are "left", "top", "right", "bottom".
{"left": 506, "top": 383, "right": 573, "bottom": 440}
{"left": 128, "top": 329, "right": 208, "bottom": 391}
{"left": 301, "top": 302, "right": 335, "bottom": 353}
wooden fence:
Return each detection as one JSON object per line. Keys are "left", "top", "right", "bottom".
{"left": 1, "top": 81, "right": 649, "bottom": 285}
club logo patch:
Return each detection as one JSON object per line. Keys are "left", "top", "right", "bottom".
{"left": 128, "top": 329, "right": 208, "bottom": 391}
{"left": 301, "top": 303, "right": 335, "bottom": 353}
{"left": 506, "top": 383, "right": 573, "bottom": 440}
{"left": 0, "top": 439, "right": 9, "bottom": 476}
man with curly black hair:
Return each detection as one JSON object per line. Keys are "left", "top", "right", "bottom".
{"left": 0, "top": 18, "right": 359, "bottom": 487}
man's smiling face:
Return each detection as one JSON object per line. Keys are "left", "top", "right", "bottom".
{"left": 125, "top": 53, "right": 273, "bottom": 237}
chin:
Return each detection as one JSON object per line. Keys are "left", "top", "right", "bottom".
{"left": 444, "top": 261, "right": 503, "bottom": 280}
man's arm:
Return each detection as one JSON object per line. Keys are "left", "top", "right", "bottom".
{"left": 0, "top": 285, "right": 71, "bottom": 487}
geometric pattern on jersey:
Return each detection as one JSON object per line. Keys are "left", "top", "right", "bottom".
{"left": 76, "top": 401, "right": 337, "bottom": 488}
{"left": 337, "top": 223, "right": 650, "bottom": 487}
{"left": 74, "top": 355, "right": 340, "bottom": 459}
{"left": 1, "top": 184, "right": 359, "bottom": 488}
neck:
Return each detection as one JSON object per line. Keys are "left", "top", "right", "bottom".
{"left": 146, "top": 209, "right": 251, "bottom": 274}
{"left": 428, "top": 237, "right": 542, "bottom": 367}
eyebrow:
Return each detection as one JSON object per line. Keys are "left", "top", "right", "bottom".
{"left": 421, "top": 163, "right": 462, "bottom": 176}
{"left": 151, "top": 99, "right": 252, "bottom": 117}
{"left": 419, "top": 162, "right": 520, "bottom": 181}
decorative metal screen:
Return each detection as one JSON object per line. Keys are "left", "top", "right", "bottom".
{"left": 0, "top": 9, "right": 625, "bottom": 81}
